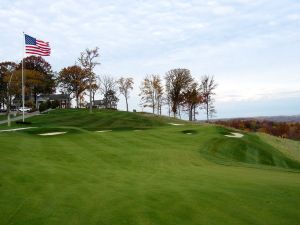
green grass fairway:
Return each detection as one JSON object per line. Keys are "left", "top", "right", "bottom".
{"left": 1, "top": 109, "right": 300, "bottom": 225}
{"left": 0, "top": 114, "right": 6, "bottom": 121}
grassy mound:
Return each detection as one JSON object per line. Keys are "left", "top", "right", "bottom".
{"left": 200, "top": 126, "right": 300, "bottom": 170}
{"left": 0, "top": 109, "right": 300, "bottom": 225}
{"left": 22, "top": 109, "right": 179, "bottom": 131}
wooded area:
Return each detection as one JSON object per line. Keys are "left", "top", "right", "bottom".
{"left": 214, "top": 119, "right": 300, "bottom": 140}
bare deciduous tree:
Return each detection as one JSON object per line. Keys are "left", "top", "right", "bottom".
{"left": 200, "top": 75, "right": 217, "bottom": 122}
{"left": 139, "top": 74, "right": 163, "bottom": 115}
{"left": 117, "top": 77, "right": 134, "bottom": 112}
{"left": 78, "top": 47, "right": 100, "bottom": 113}
{"left": 153, "top": 76, "right": 164, "bottom": 115}
{"left": 165, "top": 68, "right": 193, "bottom": 117}
{"left": 88, "top": 72, "right": 100, "bottom": 104}
{"left": 99, "top": 75, "right": 117, "bottom": 95}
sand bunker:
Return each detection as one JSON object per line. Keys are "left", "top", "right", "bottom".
{"left": 168, "top": 123, "right": 184, "bottom": 126}
{"left": 0, "top": 127, "right": 36, "bottom": 132}
{"left": 225, "top": 132, "right": 244, "bottom": 138}
{"left": 186, "top": 133, "right": 192, "bottom": 135}
{"left": 39, "top": 132, "right": 67, "bottom": 136}
{"left": 96, "top": 130, "right": 112, "bottom": 133}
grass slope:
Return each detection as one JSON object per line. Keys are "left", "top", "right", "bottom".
{"left": 200, "top": 126, "right": 300, "bottom": 170}
{"left": 23, "top": 109, "right": 181, "bottom": 130}
{"left": 0, "top": 109, "right": 300, "bottom": 225}
{"left": 258, "top": 132, "right": 300, "bottom": 162}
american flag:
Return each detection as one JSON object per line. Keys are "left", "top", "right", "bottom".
{"left": 24, "top": 34, "right": 51, "bottom": 56}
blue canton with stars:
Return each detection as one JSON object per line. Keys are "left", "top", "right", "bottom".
{"left": 25, "top": 34, "right": 36, "bottom": 45}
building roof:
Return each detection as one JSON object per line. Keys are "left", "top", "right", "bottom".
{"left": 49, "top": 94, "right": 70, "bottom": 100}
{"left": 37, "top": 94, "right": 70, "bottom": 101}
{"left": 93, "top": 100, "right": 104, "bottom": 105}
{"left": 92, "top": 99, "right": 118, "bottom": 108}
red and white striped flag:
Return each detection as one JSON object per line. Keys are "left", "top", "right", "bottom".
{"left": 24, "top": 34, "right": 51, "bottom": 56}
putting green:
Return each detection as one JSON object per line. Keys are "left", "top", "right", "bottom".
{"left": 0, "top": 109, "right": 300, "bottom": 225}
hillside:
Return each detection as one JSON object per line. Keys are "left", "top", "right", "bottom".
{"left": 0, "top": 109, "right": 300, "bottom": 225}
{"left": 23, "top": 109, "right": 184, "bottom": 130}
{"left": 257, "top": 132, "right": 300, "bottom": 163}
{"left": 200, "top": 127, "right": 300, "bottom": 169}
{"left": 20, "top": 109, "right": 300, "bottom": 169}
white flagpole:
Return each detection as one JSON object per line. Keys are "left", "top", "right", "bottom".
{"left": 22, "top": 32, "right": 25, "bottom": 122}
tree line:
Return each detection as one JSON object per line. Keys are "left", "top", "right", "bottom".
{"left": 214, "top": 119, "right": 300, "bottom": 141}
{"left": 139, "top": 70, "right": 217, "bottom": 122}
{"left": 0, "top": 47, "right": 217, "bottom": 122}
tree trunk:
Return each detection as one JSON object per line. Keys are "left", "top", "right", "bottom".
{"left": 152, "top": 98, "right": 155, "bottom": 115}
{"left": 34, "top": 92, "right": 38, "bottom": 110}
{"left": 206, "top": 102, "right": 209, "bottom": 123}
{"left": 7, "top": 94, "right": 11, "bottom": 127}
{"left": 89, "top": 72, "right": 92, "bottom": 113}
{"left": 178, "top": 105, "right": 181, "bottom": 119}
{"left": 189, "top": 105, "right": 193, "bottom": 121}
{"left": 172, "top": 103, "right": 176, "bottom": 118}
{"left": 125, "top": 96, "right": 128, "bottom": 112}
{"left": 158, "top": 102, "right": 161, "bottom": 115}
{"left": 157, "top": 98, "right": 161, "bottom": 115}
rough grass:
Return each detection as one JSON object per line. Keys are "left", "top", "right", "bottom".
{"left": 257, "top": 132, "right": 300, "bottom": 162}
{"left": 0, "top": 109, "right": 300, "bottom": 225}
{"left": 200, "top": 126, "right": 300, "bottom": 170}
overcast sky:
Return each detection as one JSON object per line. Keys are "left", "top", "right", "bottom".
{"left": 0, "top": 0, "right": 299, "bottom": 119}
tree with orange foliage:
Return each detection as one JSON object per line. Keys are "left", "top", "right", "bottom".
{"left": 58, "top": 65, "right": 89, "bottom": 108}
{"left": 18, "top": 56, "right": 56, "bottom": 105}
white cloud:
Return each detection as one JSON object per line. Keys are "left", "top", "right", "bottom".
{"left": 207, "top": 1, "right": 236, "bottom": 15}
{"left": 287, "top": 14, "right": 300, "bottom": 21}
